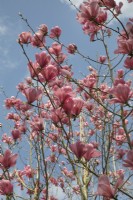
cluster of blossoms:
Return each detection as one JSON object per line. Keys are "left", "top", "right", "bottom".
{"left": 1, "top": 0, "right": 133, "bottom": 199}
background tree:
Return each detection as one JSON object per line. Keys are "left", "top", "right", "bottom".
{"left": 1, "top": 0, "right": 133, "bottom": 199}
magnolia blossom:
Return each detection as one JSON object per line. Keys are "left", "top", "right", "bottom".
{"left": 0, "top": 149, "right": 18, "bottom": 169}
{"left": 110, "top": 83, "right": 133, "bottom": 104}
{"left": 11, "top": 129, "right": 22, "bottom": 140}
{"left": 22, "top": 87, "right": 42, "bottom": 104}
{"left": 40, "top": 65, "right": 58, "bottom": 82}
{"left": 114, "top": 38, "right": 133, "bottom": 55}
{"left": 38, "top": 24, "right": 48, "bottom": 36}
{"left": 49, "top": 42, "right": 62, "bottom": 56}
{"left": 35, "top": 51, "right": 51, "bottom": 68}
{"left": 0, "top": 179, "right": 13, "bottom": 195}
{"left": 123, "top": 150, "right": 133, "bottom": 169}
{"left": 67, "top": 44, "right": 77, "bottom": 54}
{"left": 96, "top": 174, "right": 124, "bottom": 198}
{"left": 49, "top": 26, "right": 62, "bottom": 38}
{"left": 69, "top": 141, "right": 101, "bottom": 160}
{"left": 31, "top": 32, "right": 45, "bottom": 47}
{"left": 18, "top": 32, "right": 32, "bottom": 44}
{"left": 69, "top": 141, "right": 87, "bottom": 159}
{"left": 98, "top": 55, "right": 107, "bottom": 63}
{"left": 124, "top": 57, "right": 133, "bottom": 70}
{"left": 83, "top": 143, "right": 101, "bottom": 161}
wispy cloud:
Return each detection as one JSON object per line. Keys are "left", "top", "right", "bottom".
{"left": 0, "top": 24, "right": 8, "bottom": 35}
{"left": 0, "top": 17, "right": 23, "bottom": 70}
{"left": 60, "top": 0, "right": 84, "bottom": 8}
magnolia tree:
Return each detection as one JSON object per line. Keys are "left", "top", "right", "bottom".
{"left": 1, "top": 0, "right": 133, "bottom": 199}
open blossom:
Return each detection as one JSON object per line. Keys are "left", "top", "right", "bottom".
{"left": 0, "top": 179, "right": 13, "bottom": 195}
{"left": 109, "top": 83, "right": 133, "bottom": 104}
{"left": 31, "top": 32, "right": 45, "bottom": 47}
{"left": 35, "top": 51, "right": 51, "bottom": 68}
{"left": 69, "top": 141, "right": 87, "bottom": 159}
{"left": 49, "top": 42, "right": 62, "bottom": 56}
{"left": 83, "top": 143, "right": 101, "bottom": 161}
{"left": 18, "top": 32, "right": 32, "bottom": 44}
{"left": 40, "top": 65, "right": 58, "bottom": 82}
{"left": 49, "top": 26, "right": 62, "bottom": 38}
{"left": 123, "top": 150, "right": 133, "bottom": 169}
{"left": 22, "top": 87, "right": 42, "bottom": 104}
{"left": 23, "top": 165, "right": 36, "bottom": 178}
{"left": 29, "top": 116, "right": 44, "bottom": 131}
{"left": 114, "top": 38, "right": 133, "bottom": 55}
{"left": 124, "top": 56, "right": 133, "bottom": 70}
{"left": 100, "top": 0, "right": 116, "bottom": 9}
{"left": 114, "top": 22, "right": 133, "bottom": 55}
{"left": 77, "top": 1, "right": 107, "bottom": 40}
{"left": 96, "top": 174, "right": 124, "bottom": 198}
{"left": 2, "top": 133, "right": 13, "bottom": 145}
{"left": 70, "top": 140, "right": 101, "bottom": 160}
{"left": 0, "top": 149, "right": 18, "bottom": 169}
{"left": 71, "top": 98, "right": 84, "bottom": 116}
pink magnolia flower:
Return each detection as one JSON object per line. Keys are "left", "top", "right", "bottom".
{"left": 0, "top": 179, "right": 13, "bottom": 195}
{"left": 67, "top": 44, "right": 77, "bottom": 54}
{"left": 96, "top": 174, "right": 124, "bottom": 198}
{"left": 23, "top": 165, "right": 36, "bottom": 178}
{"left": 124, "top": 56, "right": 133, "bottom": 70}
{"left": 83, "top": 143, "right": 101, "bottom": 161}
{"left": 62, "top": 97, "right": 74, "bottom": 115}
{"left": 123, "top": 150, "right": 133, "bottom": 169}
{"left": 29, "top": 116, "right": 44, "bottom": 131}
{"left": 18, "top": 32, "right": 32, "bottom": 44}
{"left": 28, "top": 61, "right": 40, "bottom": 78}
{"left": 0, "top": 149, "right": 18, "bottom": 169}
{"left": 128, "top": 0, "right": 133, "bottom": 3}
{"left": 40, "top": 65, "right": 58, "bottom": 82}
{"left": 49, "top": 42, "right": 62, "bottom": 56}
{"left": 31, "top": 32, "right": 45, "bottom": 48}
{"left": 11, "top": 129, "right": 21, "bottom": 141}
{"left": 54, "top": 86, "right": 74, "bottom": 106}
{"left": 50, "top": 108, "right": 69, "bottom": 125}
{"left": 38, "top": 24, "right": 48, "bottom": 36}
{"left": 2, "top": 133, "right": 13, "bottom": 145}
{"left": 22, "top": 87, "right": 42, "bottom": 104}
{"left": 109, "top": 83, "right": 133, "bottom": 104}
{"left": 71, "top": 98, "right": 84, "bottom": 116}
{"left": 100, "top": 0, "right": 116, "bottom": 9}
{"left": 116, "top": 149, "right": 127, "bottom": 159}
{"left": 49, "top": 26, "right": 62, "bottom": 38}
{"left": 35, "top": 51, "right": 51, "bottom": 68}
{"left": 98, "top": 55, "right": 107, "bottom": 63}
{"left": 78, "top": 2, "right": 100, "bottom": 22}
{"left": 114, "top": 38, "right": 133, "bottom": 55}
{"left": 69, "top": 141, "right": 87, "bottom": 159}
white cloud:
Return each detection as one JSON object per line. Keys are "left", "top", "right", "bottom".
{"left": 0, "top": 25, "right": 8, "bottom": 35}
{"left": 60, "top": 0, "right": 84, "bottom": 8}
{"left": 0, "top": 17, "right": 23, "bottom": 70}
